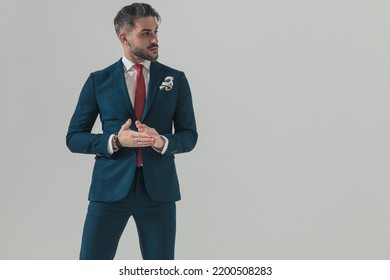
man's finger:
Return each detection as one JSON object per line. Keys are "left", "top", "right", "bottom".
{"left": 120, "top": 119, "right": 132, "bottom": 131}
{"left": 135, "top": 121, "right": 152, "bottom": 130}
{"left": 140, "top": 124, "right": 157, "bottom": 134}
{"left": 132, "top": 130, "right": 154, "bottom": 139}
{"left": 135, "top": 120, "right": 143, "bottom": 128}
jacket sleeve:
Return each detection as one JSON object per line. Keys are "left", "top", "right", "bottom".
{"left": 162, "top": 72, "right": 198, "bottom": 156}
{"left": 66, "top": 73, "right": 111, "bottom": 157}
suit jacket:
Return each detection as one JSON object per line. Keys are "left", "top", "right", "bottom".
{"left": 66, "top": 59, "right": 197, "bottom": 202}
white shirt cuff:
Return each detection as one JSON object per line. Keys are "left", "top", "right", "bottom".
{"left": 153, "top": 135, "right": 168, "bottom": 154}
{"left": 107, "top": 134, "right": 118, "bottom": 155}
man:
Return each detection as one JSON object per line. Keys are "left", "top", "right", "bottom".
{"left": 66, "top": 3, "right": 197, "bottom": 260}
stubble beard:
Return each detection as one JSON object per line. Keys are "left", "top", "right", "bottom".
{"left": 130, "top": 47, "right": 158, "bottom": 61}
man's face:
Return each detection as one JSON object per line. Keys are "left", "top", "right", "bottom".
{"left": 123, "top": 16, "right": 159, "bottom": 62}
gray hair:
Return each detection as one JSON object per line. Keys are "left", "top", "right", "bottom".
{"left": 114, "top": 3, "right": 161, "bottom": 35}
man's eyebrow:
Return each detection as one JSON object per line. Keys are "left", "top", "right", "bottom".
{"left": 139, "top": 27, "right": 158, "bottom": 32}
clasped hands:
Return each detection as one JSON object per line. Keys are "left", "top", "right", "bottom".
{"left": 114, "top": 119, "right": 165, "bottom": 150}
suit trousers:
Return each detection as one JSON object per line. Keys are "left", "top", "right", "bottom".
{"left": 79, "top": 167, "right": 176, "bottom": 260}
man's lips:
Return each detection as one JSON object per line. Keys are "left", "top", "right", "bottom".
{"left": 148, "top": 45, "right": 159, "bottom": 52}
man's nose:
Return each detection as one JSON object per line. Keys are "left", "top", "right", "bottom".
{"left": 151, "top": 33, "right": 158, "bottom": 44}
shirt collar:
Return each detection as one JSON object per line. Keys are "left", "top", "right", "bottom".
{"left": 122, "top": 55, "right": 151, "bottom": 72}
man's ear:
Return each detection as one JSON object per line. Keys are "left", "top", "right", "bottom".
{"left": 119, "top": 32, "right": 128, "bottom": 45}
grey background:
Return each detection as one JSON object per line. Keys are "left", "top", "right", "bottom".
{"left": 0, "top": 0, "right": 389, "bottom": 259}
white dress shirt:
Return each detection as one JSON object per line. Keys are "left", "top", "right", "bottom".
{"left": 107, "top": 56, "right": 168, "bottom": 155}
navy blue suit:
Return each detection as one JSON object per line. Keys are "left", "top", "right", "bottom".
{"left": 66, "top": 59, "right": 197, "bottom": 259}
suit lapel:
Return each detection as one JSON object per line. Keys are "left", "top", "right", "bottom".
{"left": 109, "top": 59, "right": 137, "bottom": 120}
{"left": 142, "top": 61, "right": 164, "bottom": 121}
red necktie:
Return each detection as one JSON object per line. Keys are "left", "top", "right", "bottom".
{"left": 133, "top": 64, "right": 146, "bottom": 167}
